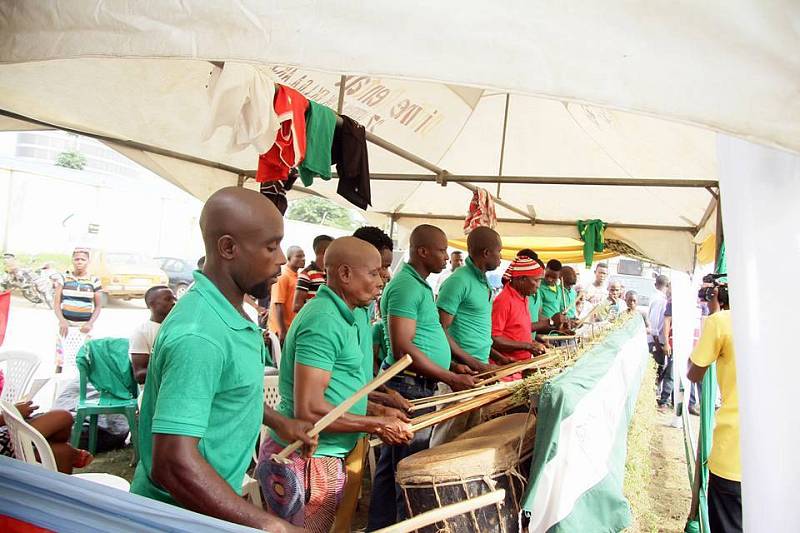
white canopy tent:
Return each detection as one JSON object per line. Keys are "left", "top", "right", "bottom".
{"left": 1, "top": 5, "right": 800, "bottom": 528}
{"left": 2, "top": 2, "right": 798, "bottom": 272}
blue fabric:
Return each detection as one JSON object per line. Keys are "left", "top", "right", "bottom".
{"left": 0, "top": 455, "right": 257, "bottom": 532}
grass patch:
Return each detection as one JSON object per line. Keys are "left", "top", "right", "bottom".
{"left": 6, "top": 252, "right": 73, "bottom": 272}
{"left": 75, "top": 446, "right": 137, "bottom": 482}
{"left": 624, "top": 360, "right": 660, "bottom": 533}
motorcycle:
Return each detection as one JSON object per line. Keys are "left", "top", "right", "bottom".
{"left": 1, "top": 255, "right": 55, "bottom": 308}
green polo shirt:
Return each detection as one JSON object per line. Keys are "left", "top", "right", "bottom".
{"left": 272, "top": 284, "right": 372, "bottom": 458}
{"left": 131, "top": 271, "right": 265, "bottom": 505}
{"left": 539, "top": 282, "right": 564, "bottom": 318}
{"left": 564, "top": 287, "right": 577, "bottom": 319}
{"left": 529, "top": 290, "right": 543, "bottom": 323}
{"left": 436, "top": 257, "right": 493, "bottom": 363}
{"left": 381, "top": 263, "right": 451, "bottom": 370}
{"left": 372, "top": 321, "right": 386, "bottom": 364}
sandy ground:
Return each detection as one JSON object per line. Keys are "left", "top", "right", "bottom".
{"left": 647, "top": 410, "right": 694, "bottom": 532}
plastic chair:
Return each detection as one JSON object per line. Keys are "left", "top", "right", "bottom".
{"left": 1, "top": 400, "right": 130, "bottom": 490}
{"left": 69, "top": 340, "right": 139, "bottom": 463}
{"left": 0, "top": 351, "right": 40, "bottom": 402}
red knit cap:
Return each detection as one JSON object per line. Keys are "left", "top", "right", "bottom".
{"left": 509, "top": 257, "right": 544, "bottom": 278}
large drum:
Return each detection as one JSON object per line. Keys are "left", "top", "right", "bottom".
{"left": 396, "top": 414, "right": 536, "bottom": 533}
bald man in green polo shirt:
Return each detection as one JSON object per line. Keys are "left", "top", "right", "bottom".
{"left": 131, "top": 187, "right": 314, "bottom": 533}
{"left": 437, "top": 226, "right": 504, "bottom": 373}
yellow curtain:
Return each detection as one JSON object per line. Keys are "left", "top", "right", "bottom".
{"left": 448, "top": 236, "right": 618, "bottom": 264}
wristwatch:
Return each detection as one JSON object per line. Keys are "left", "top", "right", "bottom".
{"left": 549, "top": 317, "right": 555, "bottom": 328}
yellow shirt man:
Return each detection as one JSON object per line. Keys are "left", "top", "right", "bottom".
{"left": 690, "top": 309, "right": 740, "bottom": 481}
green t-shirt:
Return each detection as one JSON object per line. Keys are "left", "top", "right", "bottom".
{"left": 131, "top": 271, "right": 266, "bottom": 505}
{"left": 272, "top": 284, "right": 372, "bottom": 458}
{"left": 564, "top": 287, "right": 577, "bottom": 319}
{"left": 528, "top": 290, "right": 543, "bottom": 337}
{"left": 381, "top": 263, "right": 451, "bottom": 370}
{"left": 372, "top": 321, "right": 386, "bottom": 364}
{"left": 539, "top": 282, "right": 564, "bottom": 318}
{"left": 436, "top": 257, "right": 493, "bottom": 363}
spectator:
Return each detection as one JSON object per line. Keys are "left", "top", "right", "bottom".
{"left": 53, "top": 248, "right": 102, "bottom": 373}
{"left": 607, "top": 279, "right": 627, "bottom": 316}
{"left": 624, "top": 290, "right": 650, "bottom": 330}
{"left": 434, "top": 250, "right": 463, "bottom": 294}
{"left": 560, "top": 266, "right": 579, "bottom": 319}
{"left": 293, "top": 235, "right": 333, "bottom": 313}
{"left": 581, "top": 262, "right": 609, "bottom": 309}
{"left": 688, "top": 283, "right": 739, "bottom": 532}
{"left": 648, "top": 274, "right": 672, "bottom": 408}
{"left": 268, "top": 246, "right": 305, "bottom": 344}
{"left": 130, "top": 286, "right": 176, "bottom": 385}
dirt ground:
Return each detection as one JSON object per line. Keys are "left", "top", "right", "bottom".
{"left": 646, "top": 411, "right": 694, "bottom": 532}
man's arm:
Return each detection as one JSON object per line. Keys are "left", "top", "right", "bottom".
{"left": 273, "top": 303, "right": 287, "bottom": 339}
{"left": 388, "top": 315, "right": 475, "bottom": 391}
{"left": 292, "top": 288, "right": 309, "bottom": 313}
{"left": 663, "top": 315, "right": 673, "bottom": 355}
{"left": 53, "top": 282, "right": 68, "bottom": 336}
{"left": 491, "top": 335, "right": 537, "bottom": 354}
{"left": 151, "top": 435, "right": 297, "bottom": 532}
{"left": 130, "top": 353, "right": 149, "bottom": 384}
{"left": 294, "top": 363, "right": 411, "bottom": 445}
{"left": 438, "top": 310, "right": 489, "bottom": 372}
{"left": 262, "top": 406, "right": 317, "bottom": 456}
{"left": 687, "top": 313, "right": 721, "bottom": 383}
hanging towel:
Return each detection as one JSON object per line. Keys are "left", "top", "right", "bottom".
{"left": 463, "top": 188, "right": 497, "bottom": 234}
{"left": 202, "top": 63, "right": 278, "bottom": 154}
{"left": 577, "top": 219, "right": 606, "bottom": 267}
{"left": 298, "top": 101, "right": 337, "bottom": 187}
{"left": 256, "top": 85, "right": 309, "bottom": 182}
{"left": 332, "top": 115, "right": 371, "bottom": 209}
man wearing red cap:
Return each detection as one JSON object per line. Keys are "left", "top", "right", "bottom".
{"left": 491, "top": 257, "right": 547, "bottom": 362}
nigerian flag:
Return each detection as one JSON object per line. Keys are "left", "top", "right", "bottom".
{"left": 522, "top": 317, "right": 649, "bottom": 532}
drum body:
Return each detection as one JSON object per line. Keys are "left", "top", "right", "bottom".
{"left": 397, "top": 414, "right": 536, "bottom": 533}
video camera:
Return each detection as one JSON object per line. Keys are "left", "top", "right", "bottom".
{"left": 698, "top": 273, "right": 728, "bottom": 306}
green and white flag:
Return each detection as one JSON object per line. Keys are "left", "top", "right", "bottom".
{"left": 522, "top": 318, "right": 649, "bottom": 532}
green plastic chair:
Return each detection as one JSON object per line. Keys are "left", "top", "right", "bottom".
{"left": 69, "top": 338, "right": 139, "bottom": 464}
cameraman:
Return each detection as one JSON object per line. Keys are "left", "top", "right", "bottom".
{"left": 687, "top": 279, "right": 740, "bottom": 532}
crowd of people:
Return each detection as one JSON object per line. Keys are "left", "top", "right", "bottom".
{"left": 1, "top": 185, "right": 739, "bottom": 533}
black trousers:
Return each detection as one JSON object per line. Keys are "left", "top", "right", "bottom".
{"left": 708, "top": 472, "right": 742, "bottom": 533}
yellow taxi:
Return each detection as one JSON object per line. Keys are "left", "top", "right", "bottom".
{"left": 92, "top": 251, "right": 169, "bottom": 304}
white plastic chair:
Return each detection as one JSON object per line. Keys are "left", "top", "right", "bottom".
{"left": 0, "top": 400, "right": 130, "bottom": 490}
{"left": 265, "top": 331, "right": 281, "bottom": 368}
{"left": 0, "top": 351, "right": 40, "bottom": 402}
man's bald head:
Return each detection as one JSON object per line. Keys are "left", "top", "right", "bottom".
{"left": 325, "top": 237, "right": 383, "bottom": 308}
{"left": 409, "top": 224, "right": 448, "bottom": 275}
{"left": 198, "top": 187, "right": 286, "bottom": 299}
{"left": 467, "top": 226, "right": 503, "bottom": 272}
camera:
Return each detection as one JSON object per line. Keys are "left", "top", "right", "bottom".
{"left": 698, "top": 273, "right": 728, "bottom": 306}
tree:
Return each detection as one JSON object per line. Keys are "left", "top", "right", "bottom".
{"left": 55, "top": 151, "right": 87, "bottom": 170}
{"left": 285, "top": 197, "right": 361, "bottom": 230}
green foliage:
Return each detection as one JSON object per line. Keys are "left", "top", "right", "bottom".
{"left": 285, "top": 196, "right": 361, "bottom": 230}
{"left": 55, "top": 150, "right": 87, "bottom": 170}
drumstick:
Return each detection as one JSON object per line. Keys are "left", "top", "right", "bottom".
{"left": 369, "top": 388, "right": 512, "bottom": 447}
{"left": 372, "top": 489, "right": 506, "bottom": 533}
{"left": 472, "top": 358, "right": 537, "bottom": 380}
{"left": 274, "top": 354, "right": 412, "bottom": 461}
{"left": 574, "top": 300, "right": 609, "bottom": 328}
{"left": 409, "top": 382, "right": 513, "bottom": 412}
{"left": 476, "top": 352, "right": 561, "bottom": 386}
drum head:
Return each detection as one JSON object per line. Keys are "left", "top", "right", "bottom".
{"left": 454, "top": 412, "right": 536, "bottom": 455}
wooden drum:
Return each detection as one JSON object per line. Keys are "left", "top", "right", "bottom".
{"left": 396, "top": 414, "right": 536, "bottom": 533}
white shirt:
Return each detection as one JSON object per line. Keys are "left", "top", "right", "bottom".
{"left": 647, "top": 290, "right": 668, "bottom": 342}
{"left": 129, "top": 320, "right": 161, "bottom": 357}
{"left": 434, "top": 268, "right": 456, "bottom": 295}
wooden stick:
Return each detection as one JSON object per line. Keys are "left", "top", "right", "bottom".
{"left": 274, "top": 354, "right": 412, "bottom": 461}
{"left": 472, "top": 358, "right": 538, "bottom": 379}
{"left": 575, "top": 300, "right": 609, "bottom": 328}
{"left": 372, "top": 489, "right": 506, "bottom": 533}
{"left": 369, "top": 388, "right": 512, "bottom": 447}
{"left": 408, "top": 382, "right": 513, "bottom": 411}
{"left": 476, "top": 352, "right": 561, "bottom": 386}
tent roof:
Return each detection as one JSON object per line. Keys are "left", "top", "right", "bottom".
{"left": 448, "top": 236, "right": 619, "bottom": 265}
{"left": 1, "top": 2, "right": 797, "bottom": 271}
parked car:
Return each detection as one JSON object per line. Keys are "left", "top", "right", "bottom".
{"left": 93, "top": 251, "right": 169, "bottom": 304}
{"left": 155, "top": 257, "right": 196, "bottom": 298}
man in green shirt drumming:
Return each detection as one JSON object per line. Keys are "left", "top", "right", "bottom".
{"left": 367, "top": 224, "right": 476, "bottom": 530}
{"left": 131, "top": 187, "right": 315, "bottom": 533}
{"left": 257, "top": 237, "right": 412, "bottom": 532}
{"left": 437, "top": 227, "right": 504, "bottom": 372}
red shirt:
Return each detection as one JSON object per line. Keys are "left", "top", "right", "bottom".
{"left": 491, "top": 284, "right": 532, "bottom": 362}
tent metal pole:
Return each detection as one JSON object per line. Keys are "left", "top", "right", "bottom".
{"left": 695, "top": 197, "right": 718, "bottom": 234}
{"left": 496, "top": 93, "right": 511, "bottom": 198}
{"left": 714, "top": 191, "right": 725, "bottom": 268}
{"left": 336, "top": 75, "right": 347, "bottom": 114}
{"left": 0, "top": 109, "right": 255, "bottom": 178}
{"left": 380, "top": 212, "right": 694, "bottom": 233}
{"left": 363, "top": 173, "right": 718, "bottom": 188}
